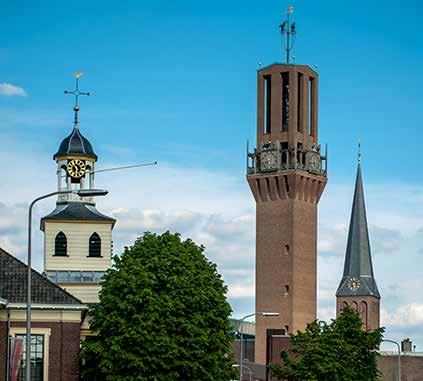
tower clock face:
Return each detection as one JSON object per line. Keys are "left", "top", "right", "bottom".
{"left": 309, "top": 153, "right": 321, "bottom": 173}
{"left": 261, "top": 151, "right": 278, "bottom": 171}
{"left": 347, "top": 277, "right": 361, "bottom": 291}
{"left": 67, "top": 159, "right": 86, "bottom": 178}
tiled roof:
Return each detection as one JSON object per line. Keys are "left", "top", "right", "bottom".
{"left": 40, "top": 202, "right": 115, "bottom": 230}
{"left": 0, "top": 248, "right": 83, "bottom": 305}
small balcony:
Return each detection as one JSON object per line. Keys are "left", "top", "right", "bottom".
{"left": 247, "top": 142, "right": 328, "bottom": 177}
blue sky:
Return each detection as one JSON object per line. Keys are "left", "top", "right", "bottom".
{"left": 2, "top": 0, "right": 423, "bottom": 350}
{"left": 3, "top": 0, "right": 423, "bottom": 181}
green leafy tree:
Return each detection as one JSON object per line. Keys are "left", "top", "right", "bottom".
{"left": 81, "top": 232, "right": 234, "bottom": 381}
{"left": 269, "top": 307, "right": 384, "bottom": 381}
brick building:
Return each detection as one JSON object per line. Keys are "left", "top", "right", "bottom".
{"left": 0, "top": 248, "right": 86, "bottom": 380}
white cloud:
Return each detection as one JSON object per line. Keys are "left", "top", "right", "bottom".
{"left": 381, "top": 304, "right": 423, "bottom": 327}
{"left": 0, "top": 83, "right": 27, "bottom": 96}
{"left": 2, "top": 136, "right": 423, "bottom": 346}
{"left": 227, "top": 282, "right": 255, "bottom": 299}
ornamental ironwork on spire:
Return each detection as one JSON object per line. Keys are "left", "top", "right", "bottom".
{"left": 53, "top": 72, "right": 97, "bottom": 160}
{"left": 336, "top": 160, "right": 380, "bottom": 298}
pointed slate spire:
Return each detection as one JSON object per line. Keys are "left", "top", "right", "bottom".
{"left": 336, "top": 161, "right": 380, "bottom": 298}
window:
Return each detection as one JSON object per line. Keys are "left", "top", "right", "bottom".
{"left": 70, "top": 271, "right": 82, "bottom": 283}
{"left": 360, "top": 301, "right": 368, "bottom": 330}
{"left": 89, "top": 232, "right": 101, "bottom": 257}
{"left": 46, "top": 271, "right": 57, "bottom": 282}
{"left": 49, "top": 271, "right": 104, "bottom": 284}
{"left": 57, "top": 271, "right": 70, "bottom": 283}
{"left": 94, "top": 272, "right": 105, "bottom": 283}
{"left": 54, "top": 231, "right": 67, "bottom": 256}
{"left": 284, "top": 244, "right": 289, "bottom": 255}
{"left": 82, "top": 271, "right": 94, "bottom": 283}
{"left": 17, "top": 334, "right": 44, "bottom": 381}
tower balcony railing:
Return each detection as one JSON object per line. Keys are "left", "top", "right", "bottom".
{"left": 57, "top": 192, "right": 94, "bottom": 204}
{"left": 247, "top": 143, "right": 328, "bottom": 177}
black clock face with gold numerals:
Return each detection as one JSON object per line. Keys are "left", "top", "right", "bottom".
{"left": 66, "top": 159, "right": 86, "bottom": 179}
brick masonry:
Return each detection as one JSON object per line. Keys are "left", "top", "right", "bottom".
{"left": 0, "top": 321, "right": 7, "bottom": 381}
{"left": 248, "top": 63, "right": 327, "bottom": 364}
{"left": 234, "top": 339, "right": 423, "bottom": 381}
{"left": 0, "top": 320, "right": 81, "bottom": 381}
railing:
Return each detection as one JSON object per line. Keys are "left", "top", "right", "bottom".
{"left": 247, "top": 144, "right": 328, "bottom": 177}
{"left": 57, "top": 192, "right": 94, "bottom": 203}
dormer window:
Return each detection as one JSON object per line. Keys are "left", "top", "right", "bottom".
{"left": 54, "top": 231, "right": 67, "bottom": 256}
{"left": 89, "top": 232, "right": 101, "bottom": 257}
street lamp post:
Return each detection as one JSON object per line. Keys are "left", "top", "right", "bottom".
{"left": 238, "top": 312, "right": 279, "bottom": 381}
{"left": 25, "top": 189, "right": 108, "bottom": 381}
{"left": 232, "top": 364, "right": 252, "bottom": 381}
{"left": 382, "top": 339, "right": 401, "bottom": 381}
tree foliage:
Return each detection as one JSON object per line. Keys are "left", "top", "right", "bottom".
{"left": 81, "top": 232, "right": 234, "bottom": 381}
{"left": 269, "top": 307, "right": 384, "bottom": 381}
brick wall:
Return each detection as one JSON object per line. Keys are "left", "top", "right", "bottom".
{"left": 378, "top": 354, "right": 423, "bottom": 381}
{"left": 0, "top": 320, "right": 81, "bottom": 381}
{"left": 0, "top": 321, "right": 7, "bottom": 381}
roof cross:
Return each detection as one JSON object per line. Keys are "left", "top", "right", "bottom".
{"left": 64, "top": 72, "right": 90, "bottom": 127}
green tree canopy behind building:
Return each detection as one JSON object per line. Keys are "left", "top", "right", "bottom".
{"left": 270, "top": 307, "right": 384, "bottom": 381}
{"left": 81, "top": 232, "right": 234, "bottom": 381}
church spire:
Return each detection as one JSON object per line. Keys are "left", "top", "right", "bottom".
{"left": 336, "top": 157, "right": 380, "bottom": 298}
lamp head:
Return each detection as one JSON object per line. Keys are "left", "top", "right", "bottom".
{"left": 75, "top": 189, "right": 108, "bottom": 197}
{"left": 261, "top": 312, "right": 279, "bottom": 317}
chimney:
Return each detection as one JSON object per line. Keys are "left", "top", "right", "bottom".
{"left": 401, "top": 338, "right": 413, "bottom": 352}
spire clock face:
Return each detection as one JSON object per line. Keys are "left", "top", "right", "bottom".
{"left": 347, "top": 277, "right": 361, "bottom": 291}
{"left": 67, "top": 159, "right": 86, "bottom": 178}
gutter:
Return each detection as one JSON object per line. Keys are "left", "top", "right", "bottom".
{"left": 6, "top": 303, "right": 88, "bottom": 311}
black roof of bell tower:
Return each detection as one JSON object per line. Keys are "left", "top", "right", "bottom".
{"left": 336, "top": 162, "right": 380, "bottom": 298}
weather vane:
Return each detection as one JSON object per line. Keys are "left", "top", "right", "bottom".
{"left": 64, "top": 71, "right": 90, "bottom": 126}
{"left": 358, "top": 140, "right": 361, "bottom": 164}
{"left": 279, "top": 5, "right": 296, "bottom": 64}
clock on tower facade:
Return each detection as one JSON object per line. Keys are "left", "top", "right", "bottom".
{"left": 246, "top": 13, "right": 328, "bottom": 362}
{"left": 41, "top": 75, "right": 115, "bottom": 304}
{"left": 336, "top": 158, "right": 380, "bottom": 331}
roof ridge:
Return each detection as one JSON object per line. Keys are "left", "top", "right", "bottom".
{"left": 78, "top": 128, "right": 87, "bottom": 154}
{"left": 0, "top": 247, "right": 84, "bottom": 305}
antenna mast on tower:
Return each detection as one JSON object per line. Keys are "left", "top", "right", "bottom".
{"left": 279, "top": 5, "right": 296, "bottom": 64}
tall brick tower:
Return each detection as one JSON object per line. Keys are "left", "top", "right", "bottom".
{"left": 336, "top": 157, "right": 380, "bottom": 330}
{"left": 246, "top": 10, "right": 328, "bottom": 364}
